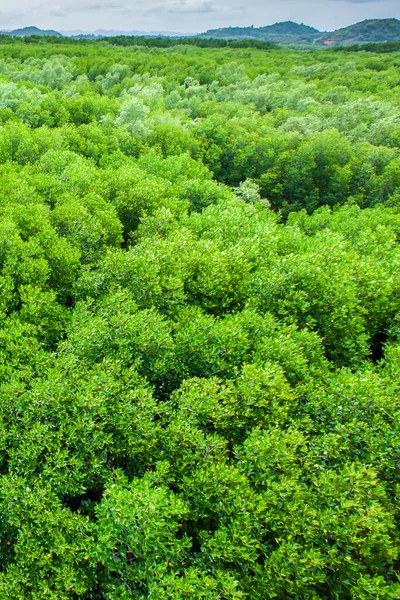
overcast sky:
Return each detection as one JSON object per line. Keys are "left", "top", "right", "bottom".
{"left": 0, "top": 0, "right": 399, "bottom": 34}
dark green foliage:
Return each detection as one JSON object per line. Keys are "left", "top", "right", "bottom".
{"left": 337, "top": 41, "right": 400, "bottom": 53}
{"left": 104, "top": 36, "right": 279, "bottom": 50}
{"left": 0, "top": 37, "right": 398, "bottom": 599}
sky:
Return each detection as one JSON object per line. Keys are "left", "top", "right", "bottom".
{"left": 0, "top": 0, "right": 399, "bottom": 34}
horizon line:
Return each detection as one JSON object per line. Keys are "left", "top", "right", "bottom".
{"left": 2, "top": 17, "right": 399, "bottom": 37}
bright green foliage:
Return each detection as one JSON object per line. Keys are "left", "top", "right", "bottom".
{"left": 0, "top": 38, "right": 398, "bottom": 599}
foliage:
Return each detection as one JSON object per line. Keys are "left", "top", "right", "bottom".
{"left": 0, "top": 37, "right": 398, "bottom": 599}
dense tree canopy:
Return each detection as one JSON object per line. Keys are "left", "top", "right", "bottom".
{"left": 0, "top": 38, "right": 399, "bottom": 599}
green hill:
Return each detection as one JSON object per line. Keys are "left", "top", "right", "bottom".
{"left": 199, "top": 21, "right": 320, "bottom": 44}
{"left": 317, "top": 19, "right": 400, "bottom": 46}
{"left": 7, "top": 26, "right": 62, "bottom": 37}
{"left": 199, "top": 19, "right": 400, "bottom": 46}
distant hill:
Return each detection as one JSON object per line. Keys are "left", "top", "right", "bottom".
{"left": 7, "top": 26, "right": 62, "bottom": 38}
{"left": 199, "top": 18, "right": 400, "bottom": 46}
{"left": 317, "top": 19, "right": 400, "bottom": 46}
{"left": 4, "top": 19, "right": 400, "bottom": 46}
{"left": 200, "top": 21, "right": 320, "bottom": 44}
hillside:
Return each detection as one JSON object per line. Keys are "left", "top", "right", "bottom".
{"left": 5, "top": 20, "right": 400, "bottom": 45}
{"left": 200, "top": 18, "right": 400, "bottom": 46}
{"left": 318, "top": 18, "right": 400, "bottom": 45}
{"left": 7, "top": 26, "right": 62, "bottom": 37}
{"left": 200, "top": 21, "right": 320, "bottom": 43}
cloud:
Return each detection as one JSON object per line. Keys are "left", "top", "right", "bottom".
{"left": 145, "top": 0, "right": 216, "bottom": 15}
{"left": 0, "top": 8, "right": 29, "bottom": 24}
{"left": 82, "top": 1, "right": 127, "bottom": 10}
{"left": 49, "top": 6, "right": 66, "bottom": 16}
{"left": 33, "top": 0, "right": 131, "bottom": 13}
{"left": 328, "top": 0, "right": 390, "bottom": 3}
{"left": 0, "top": 0, "right": 399, "bottom": 33}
